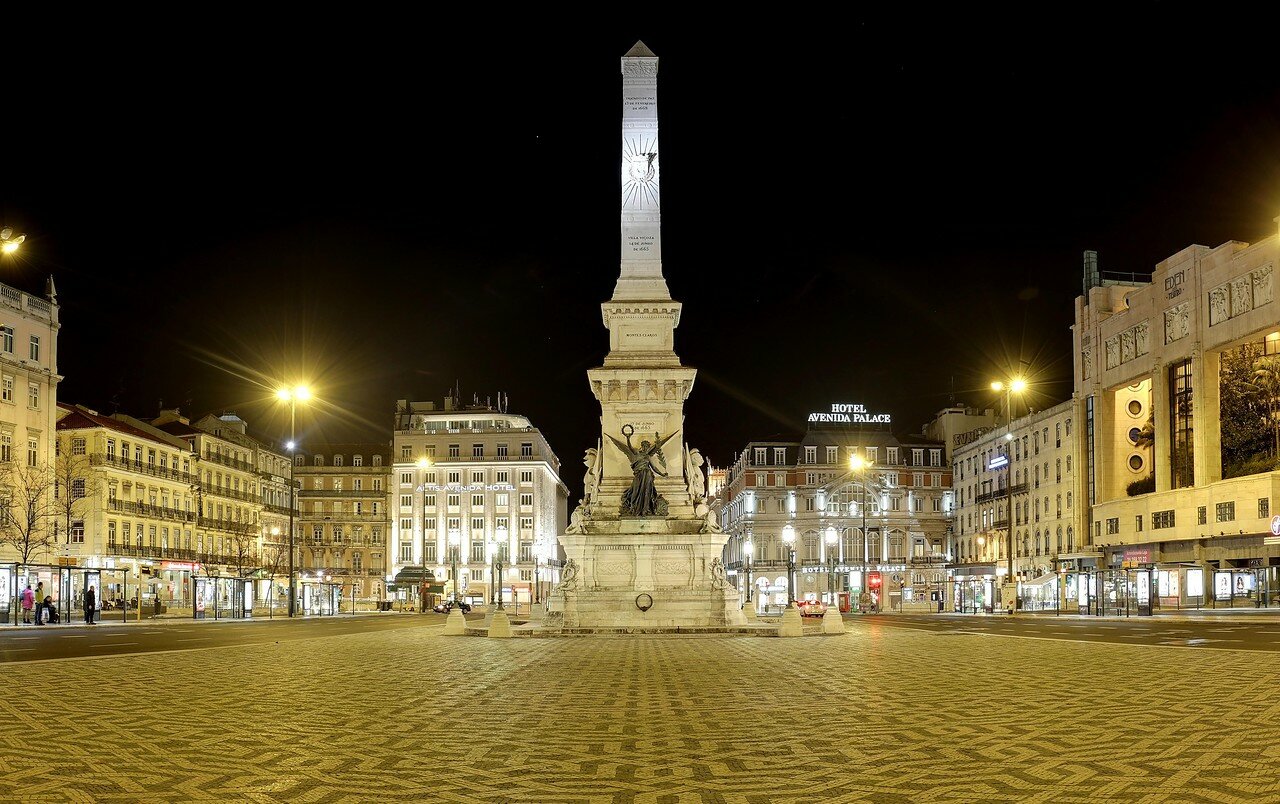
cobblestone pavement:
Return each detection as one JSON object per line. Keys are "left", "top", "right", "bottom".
{"left": 2, "top": 620, "right": 1279, "bottom": 802}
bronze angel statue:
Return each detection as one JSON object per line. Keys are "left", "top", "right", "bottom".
{"left": 606, "top": 425, "right": 677, "bottom": 516}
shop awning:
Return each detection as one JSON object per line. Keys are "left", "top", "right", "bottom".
{"left": 392, "top": 566, "right": 437, "bottom": 585}
{"left": 1023, "top": 572, "right": 1058, "bottom": 587}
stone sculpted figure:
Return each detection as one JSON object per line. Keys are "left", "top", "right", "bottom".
{"left": 685, "top": 444, "right": 706, "bottom": 504}
{"left": 582, "top": 445, "right": 601, "bottom": 504}
{"left": 559, "top": 559, "right": 580, "bottom": 591}
{"left": 606, "top": 425, "right": 676, "bottom": 516}
{"left": 710, "top": 557, "right": 728, "bottom": 590}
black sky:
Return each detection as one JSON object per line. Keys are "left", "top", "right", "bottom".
{"left": 3, "top": 9, "right": 1279, "bottom": 491}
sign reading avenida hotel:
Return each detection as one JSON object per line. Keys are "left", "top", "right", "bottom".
{"left": 808, "top": 403, "right": 892, "bottom": 424}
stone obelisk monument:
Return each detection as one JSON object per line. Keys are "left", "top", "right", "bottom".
{"left": 545, "top": 41, "right": 744, "bottom": 629}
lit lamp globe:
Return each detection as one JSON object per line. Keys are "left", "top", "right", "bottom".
{"left": 821, "top": 526, "right": 845, "bottom": 633}
{"left": 778, "top": 523, "right": 803, "bottom": 636}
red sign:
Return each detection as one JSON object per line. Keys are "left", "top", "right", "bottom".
{"left": 868, "top": 572, "right": 882, "bottom": 589}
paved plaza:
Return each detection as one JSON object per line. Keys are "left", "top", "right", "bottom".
{"left": 2, "top": 619, "right": 1279, "bottom": 802}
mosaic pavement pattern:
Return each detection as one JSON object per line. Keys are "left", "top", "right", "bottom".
{"left": 2, "top": 621, "right": 1279, "bottom": 802}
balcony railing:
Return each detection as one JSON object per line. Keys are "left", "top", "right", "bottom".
{"left": 203, "top": 485, "right": 261, "bottom": 505}
{"left": 92, "top": 453, "right": 197, "bottom": 485}
{"left": 299, "top": 489, "right": 386, "bottom": 498}
{"left": 107, "top": 543, "right": 251, "bottom": 567}
{"left": 909, "top": 554, "right": 948, "bottom": 565}
{"left": 203, "top": 451, "right": 257, "bottom": 474}
{"left": 107, "top": 498, "right": 196, "bottom": 523}
{"left": 973, "top": 483, "right": 1029, "bottom": 505}
{"left": 199, "top": 516, "right": 257, "bottom": 533}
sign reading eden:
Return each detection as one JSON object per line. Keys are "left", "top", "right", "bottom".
{"left": 808, "top": 403, "right": 891, "bottom": 424}
{"left": 988, "top": 454, "right": 1009, "bottom": 470}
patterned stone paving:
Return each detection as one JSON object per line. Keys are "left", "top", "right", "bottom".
{"left": 2, "top": 621, "right": 1279, "bottom": 802}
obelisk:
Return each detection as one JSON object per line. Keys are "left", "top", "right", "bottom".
{"left": 546, "top": 41, "right": 744, "bottom": 630}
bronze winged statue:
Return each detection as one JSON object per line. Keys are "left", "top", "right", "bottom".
{"left": 605, "top": 425, "right": 678, "bottom": 516}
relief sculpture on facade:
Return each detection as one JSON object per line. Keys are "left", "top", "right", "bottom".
{"left": 1254, "top": 263, "right": 1274, "bottom": 309}
{"left": 1209, "top": 285, "right": 1229, "bottom": 327}
{"left": 1120, "top": 330, "right": 1135, "bottom": 364}
{"left": 1105, "top": 337, "right": 1119, "bottom": 370}
{"left": 1231, "top": 276, "right": 1253, "bottom": 317}
{"left": 1135, "top": 321, "right": 1149, "bottom": 356}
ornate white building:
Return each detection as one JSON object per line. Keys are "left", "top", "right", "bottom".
{"left": 390, "top": 396, "right": 567, "bottom": 608}
{"left": 719, "top": 426, "right": 953, "bottom": 614}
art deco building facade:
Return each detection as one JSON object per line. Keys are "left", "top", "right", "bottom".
{"left": 950, "top": 399, "right": 1086, "bottom": 612}
{"left": 1075, "top": 217, "right": 1280, "bottom": 609}
{"left": 719, "top": 427, "right": 952, "bottom": 614}
{"left": 391, "top": 397, "right": 568, "bottom": 607}
{"left": 294, "top": 445, "right": 391, "bottom": 605}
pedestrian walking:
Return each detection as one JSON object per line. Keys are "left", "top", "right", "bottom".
{"left": 85, "top": 585, "right": 97, "bottom": 625}
{"left": 33, "top": 581, "right": 45, "bottom": 625}
{"left": 20, "top": 584, "right": 34, "bottom": 624}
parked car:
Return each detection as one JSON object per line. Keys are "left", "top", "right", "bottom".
{"left": 433, "top": 599, "right": 472, "bottom": 614}
{"left": 797, "top": 599, "right": 828, "bottom": 617}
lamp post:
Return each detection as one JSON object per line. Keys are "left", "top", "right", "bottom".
{"left": 779, "top": 523, "right": 803, "bottom": 637}
{"left": 782, "top": 523, "right": 797, "bottom": 608}
{"left": 822, "top": 524, "right": 846, "bottom": 634}
{"left": 276, "top": 385, "right": 312, "bottom": 617}
{"left": 991, "top": 377, "right": 1027, "bottom": 613}
{"left": 743, "top": 537, "right": 754, "bottom": 609}
{"left": 824, "top": 526, "right": 838, "bottom": 604}
{"left": 416, "top": 457, "right": 432, "bottom": 575}
{"left": 850, "top": 455, "right": 869, "bottom": 565}
{"left": 494, "top": 523, "right": 508, "bottom": 610}
{"left": 447, "top": 527, "right": 461, "bottom": 606}
{"left": 533, "top": 536, "right": 545, "bottom": 604}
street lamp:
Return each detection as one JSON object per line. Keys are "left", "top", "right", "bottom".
{"left": 416, "top": 456, "right": 432, "bottom": 574}
{"left": 743, "top": 536, "right": 754, "bottom": 609}
{"left": 991, "top": 377, "right": 1027, "bottom": 612}
{"left": 850, "top": 454, "right": 870, "bottom": 566}
{"left": 824, "top": 526, "right": 838, "bottom": 604}
{"left": 276, "top": 384, "right": 312, "bottom": 617}
{"left": 1, "top": 228, "right": 25, "bottom": 255}
{"left": 782, "top": 523, "right": 797, "bottom": 610}
{"left": 448, "top": 527, "right": 461, "bottom": 606}
{"left": 494, "top": 523, "right": 508, "bottom": 610}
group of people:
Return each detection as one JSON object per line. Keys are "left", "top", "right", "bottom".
{"left": 19, "top": 582, "right": 99, "bottom": 625}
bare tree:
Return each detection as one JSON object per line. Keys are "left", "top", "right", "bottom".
{"left": 53, "top": 446, "right": 100, "bottom": 552}
{"left": 0, "top": 462, "right": 57, "bottom": 564}
{"left": 259, "top": 542, "right": 287, "bottom": 614}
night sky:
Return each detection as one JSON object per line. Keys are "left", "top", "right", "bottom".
{"left": 3, "top": 11, "right": 1279, "bottom": 496}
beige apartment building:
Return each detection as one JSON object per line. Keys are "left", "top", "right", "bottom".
{"left": 294, "top": 444, "right": 391, "bottom": 608}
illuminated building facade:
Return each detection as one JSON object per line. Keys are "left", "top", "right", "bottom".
{"left": 390, "top": 396, "right": 567, "bottom": 608}
{"left": 1075, "top": 216, "right": 1280, "bottom": 611}
{"left": 294, "top": 445, "right": 391, "bottom": 607}
{"left": 720, "top": 417, "right": 952, "bottom": 614}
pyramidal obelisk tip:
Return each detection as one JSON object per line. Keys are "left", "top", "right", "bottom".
{"left": 624, "top": 40, "right": 657, "bottom": 58}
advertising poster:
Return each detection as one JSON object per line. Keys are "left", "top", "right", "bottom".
{"left": 1136, "top": 571, "right": 1150, "bottom": 606}
{"left": 1233, "top": 573, "right": 1255, "bottom": 595}
{"left": 1214, "top": 571, "right": 1231, "bottom": 601}
{"left": 1077, "top": 575, "right": 1089, "bottom": 606}
{"left": 1186, "top": 568, "right": 1204, "bottom": 598}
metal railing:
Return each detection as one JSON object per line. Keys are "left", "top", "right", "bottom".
{"left": 203, "top": 451, "right": 257, "bottom": 474}
{"left": 91, "top": 453, "right": 197, "bottom": 485}
{"left": 107, "top": 498, "right": 196, "bottom": 523}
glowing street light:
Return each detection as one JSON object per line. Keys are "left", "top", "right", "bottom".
{"left": 992, "top": 375, "right": 1029, "bottom": 612}
{"left": 743, "top": 537, "right": 754, "bottom": 611}
{"left": 275, "top": 383, "right": 314, "bottom": 617}
{"left": 0, "top": 228, "right": 24, "bottom": 255}
{"left": 824, "top": 526, "right": 839, "bottom": 604}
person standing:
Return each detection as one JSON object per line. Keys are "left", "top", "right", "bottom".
{"left": 85, "top": 585, "right": 97, "bottom": 625}
{"left": 33, "top": 581, "right": 45, "bottom": 625}
{"left": 20, "top": 584, "right": 34, "bottom": 624}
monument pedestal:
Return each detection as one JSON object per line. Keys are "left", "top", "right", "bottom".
{"left": 552, "top": 519, "right": 744, "bottom": 629}
{"left": 821, "top": 605, "right": 845, "bottom": 634}
{"left": 488, "top": 609, "right": 513, "bottom": 638}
